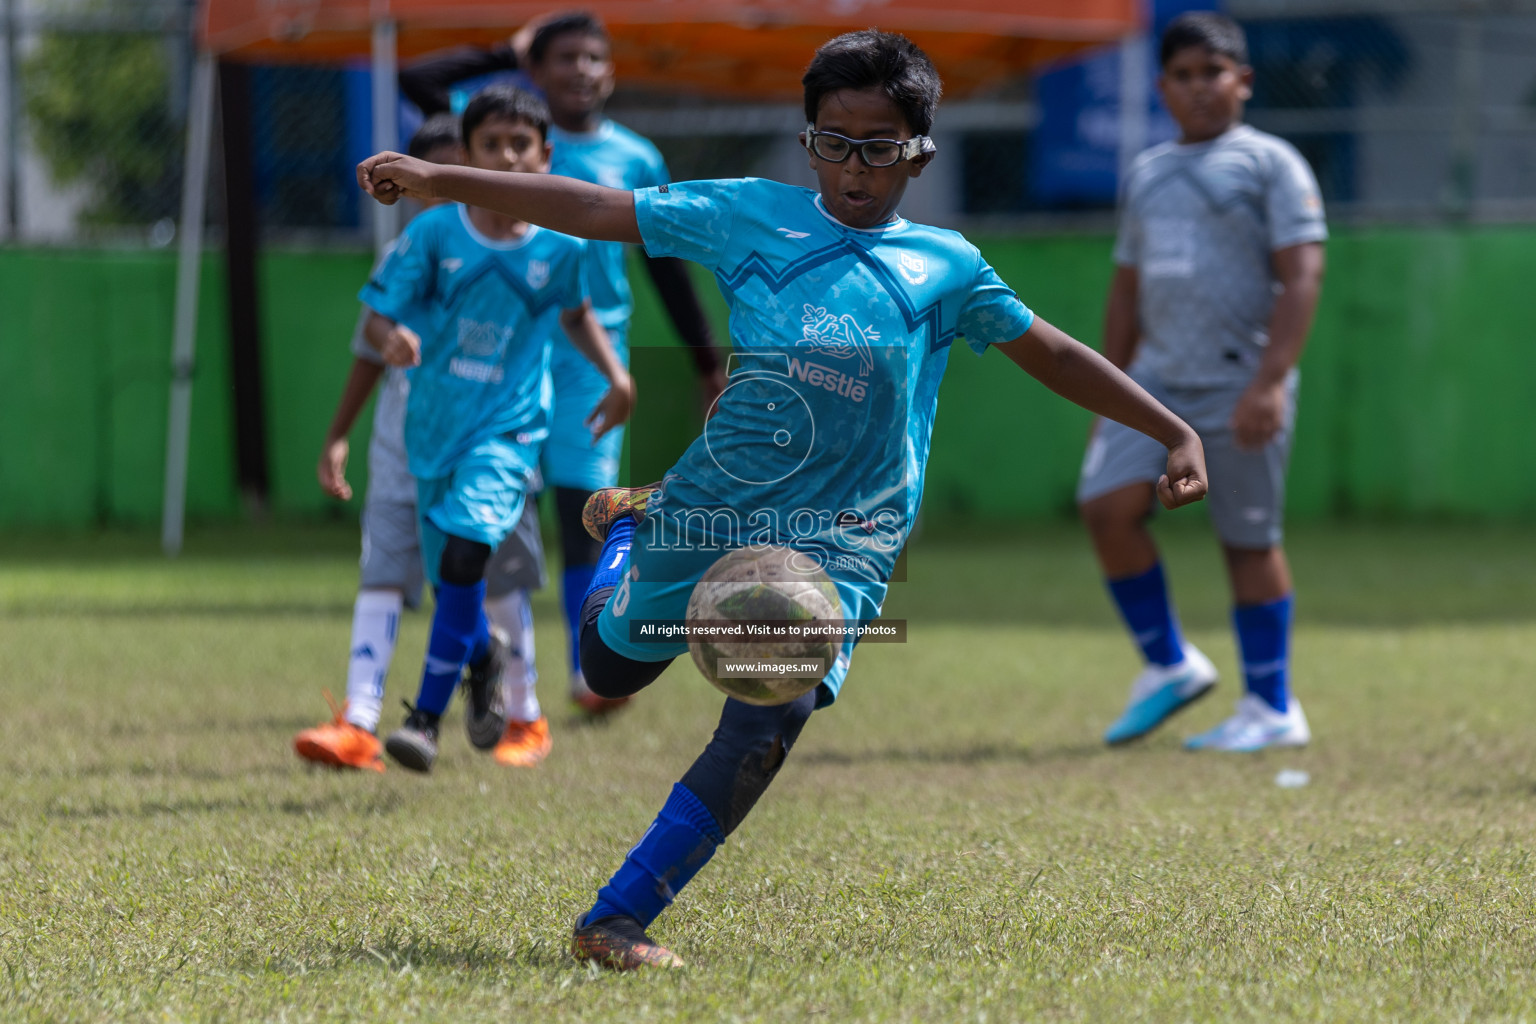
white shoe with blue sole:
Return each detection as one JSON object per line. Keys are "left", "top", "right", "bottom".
{"left": 1184, "top": 693, "right": 1310, "bottom": 752}
{"left": 1104, "top": 645, "right": 1219, "bottom": 746}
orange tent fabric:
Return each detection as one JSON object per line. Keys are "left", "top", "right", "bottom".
{"left": 201, "top": 0, "right": 1138, "bottom": 98}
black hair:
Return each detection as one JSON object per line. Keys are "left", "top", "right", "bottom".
{"left": 460, "top": 85, "right": 552, "bottom": 145}
{"left": 408, "top": 113, "right": 462, "bottom": 159}
{"left": 527, "top": 11, "right": 609, "bottom": 65}
{"left": 1160, "top": 12, "right": 1249, "bottom": 68}
{"left": 801, "top": 30, "right": 942, "bottom": 137}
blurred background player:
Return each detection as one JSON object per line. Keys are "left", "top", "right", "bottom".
{"left": 1079, "top": 12, "right": 1327, "bottom": 753}
{"left": 401, "top": 10, "right": 727, "bottom": 718}
{"left": 360, "top": 85, "right": 632, "bottom": 773}
{"left": 358, "top": 28, "right": 1207, "bottom": 967}
{"left": 293, "top": 114, "right": 552, "bottom": 772}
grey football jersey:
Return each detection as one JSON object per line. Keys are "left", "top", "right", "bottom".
{"left": 1114, "top": 125, "right": 1327, "bottom": 388}
{"left": 348, "top": 311, "right": 417, "bottom": 505}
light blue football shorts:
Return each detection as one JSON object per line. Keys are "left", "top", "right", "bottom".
{"left": 416, "top": 435, "right": 542, "bottom": 589}
{"left": 594, "top": 489, "right": 889, "bottom": 710}
{"left": 542, "top": 325, "right": 627, "bottom": 492}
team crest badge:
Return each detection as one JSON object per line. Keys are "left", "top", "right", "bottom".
{"left": 897, "top": 251, "right": 928, "bottom": 285}
{"left": 526, "top": 259, "right": 550, "bottom": 289}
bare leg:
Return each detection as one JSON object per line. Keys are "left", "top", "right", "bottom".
{"left": 1080, "top": 482, "right": 1160, "bottom": 578}
{"left": 1221, "top": 544, "right": 1291, "bottom": 605}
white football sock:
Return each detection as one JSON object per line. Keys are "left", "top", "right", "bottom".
{"left": 345, "top": 589, "right": 403, "bottom": 732}
{"left": 485, "top": 589, "right": 540, "bottom": 723}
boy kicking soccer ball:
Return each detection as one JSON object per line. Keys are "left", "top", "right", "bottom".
{"left": 361, "top": 85, "right": 632, "bottom": 773}
{"left": 359, "top": 30, "right": 1206, "bottom": 965}
{"left": 1080, "top": 12, "right": 1327, "bottom": 752}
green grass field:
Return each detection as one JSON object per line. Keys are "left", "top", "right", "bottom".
{"left": 4, "top": 521, "right": 1536, "bottom": 1022}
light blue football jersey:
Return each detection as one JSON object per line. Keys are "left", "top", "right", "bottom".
{"left": 359, "top": 203, "right": 588, "bottom": 480}
{"left": 633, "top": 177, "right": 1035, "bottom": 581}
{"left": 550, "top": 120, "right": 669, "bottom": 335}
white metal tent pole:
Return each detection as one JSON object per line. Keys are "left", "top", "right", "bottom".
{"left": 161, "top": 50, "right": 217, "bottom": 556}
{"left": 371, "top": 16, "right": 400, "bottom": 257}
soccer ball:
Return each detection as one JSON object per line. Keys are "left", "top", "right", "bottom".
{"left": 685, "top": 545, "right": 843, "bottom": 706}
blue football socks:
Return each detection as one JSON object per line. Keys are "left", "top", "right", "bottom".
{"left": 562, "top": 564, "right": 596, "bottom": 675}
{"left": 1106, "top": 563, "right": 1186, "bottom": 667}
{"left": 417, "top": 580, "right": 490, "bottom": 716}
{"left": 1233, "top": 594, "right": 1293, "bottom": 713}
{"left": 586, "top": 783, "right": 725, "bottom": 927}
{"left": 587, "top": 516, "right": 636, "bottom": 598}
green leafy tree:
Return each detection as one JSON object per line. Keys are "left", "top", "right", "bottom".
{"left": 24, "top": 32, "right": 180, "bottom": 226}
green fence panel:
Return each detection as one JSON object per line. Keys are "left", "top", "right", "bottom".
{"left": 3, "top": 226, "right": 1535, "bottom": 528}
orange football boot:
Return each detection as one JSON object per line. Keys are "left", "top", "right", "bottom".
{"left": 293, "top": 691, "right": 385, "bottom": 773}
{"left": 493, "top": 716, "right": 552, "bottom": 767}
{"left": 571, "top": 914, "right": 684, "bottom": 971}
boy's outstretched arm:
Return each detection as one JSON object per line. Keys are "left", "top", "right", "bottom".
{"left": 317, "top": 356, "right": 386, "bottom": 500}
{"left": 994, "top": 316, "right": 1208, "bottom": 510}
{"left": 358, "top": 154, "right": 642, "bottom": 244}
{"left": 559, "top": 302, "right": 636, "bottom": 440}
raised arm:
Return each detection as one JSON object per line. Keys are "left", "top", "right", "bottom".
{"left": 994, "top": 316, "right": 1207, "bottom": 510}
{"left": 358, "top": 154, "right": 642, "bottom": 244}
{"left": 399, "top": 45, "right": 518, "bottom": 115}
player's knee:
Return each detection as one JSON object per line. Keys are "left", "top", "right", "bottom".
{"left": 1079, "top": 488, "right": 1151, "bottom": 537}
{"left": 684, "top": 691, "right": 817, "bottom": 836}
{"left": 579, "top": 627, "right": 671, "bottom": 698}
{"left": 438, "top": 535, "right": 492, "bottom": 586}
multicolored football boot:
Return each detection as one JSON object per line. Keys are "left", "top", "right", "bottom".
{"left": 581, "top": 482, "right": 661, "bottom": 542}
{"left": 571, "top": 913, "right": 684, "bottom": 971}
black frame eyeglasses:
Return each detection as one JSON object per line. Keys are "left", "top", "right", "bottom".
{"left": 803, "top": 125, "right": 936, "bottom": 167}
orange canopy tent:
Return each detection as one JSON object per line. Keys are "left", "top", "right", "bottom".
{"left": 200, "top": 0, "right": 1140, "bottom": 99}
{"left": 164, "top": 0, "right": 1142, "bottom": 553}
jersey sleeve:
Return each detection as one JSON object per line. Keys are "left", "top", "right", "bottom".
{"left": 956, "top": 254, "right": 1036, "bottom": 355}
{"left": 1265, "top": 143, "right": 1328, "bottom": 250}
{"left": 358, "top": 219, "right": 436, "bottom": 324}
{"left": 632, "top": 178, "right": 746, "bottom": 270}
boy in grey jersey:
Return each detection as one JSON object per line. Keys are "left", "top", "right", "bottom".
{"left": 1078, "top": 12, "right": 1327, "bottom": 752}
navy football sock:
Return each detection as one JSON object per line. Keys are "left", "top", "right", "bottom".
{"left": 416, "top": 580, "right": 489, "bottom": 716}
{"left": 1106, "top": 563, "right": 1186, "bottom": 667}
{"left": 562, "top": 564, "right": 596, "bottom": 675}
{"left": 1234, "top": 595, "right": 1293, "bottom": 713}
{"left": 586, "top": 783, "right": 724, "bottom": 927}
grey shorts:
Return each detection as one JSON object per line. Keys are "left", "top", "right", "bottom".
{"left": 1076, "top": 373, "right": 1296, "bottom": 549}
{"left": 360, "top": 496, "right": 427, "bottom": 607}
{"left": 360, "top": 494, "right": 545, "bottom": 606}
{"left": 485, "top": 499, "right": 547, "bottom": 599}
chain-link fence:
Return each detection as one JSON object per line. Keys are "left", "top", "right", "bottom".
{"left": 0, "top": 0, "right": 193, "bottom": 244}
{"left": 2, "top": 1, "right": 1533, "bottom": 245}
{"left": 1236, "top": 2, "right": 1536, "bottom": 221}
